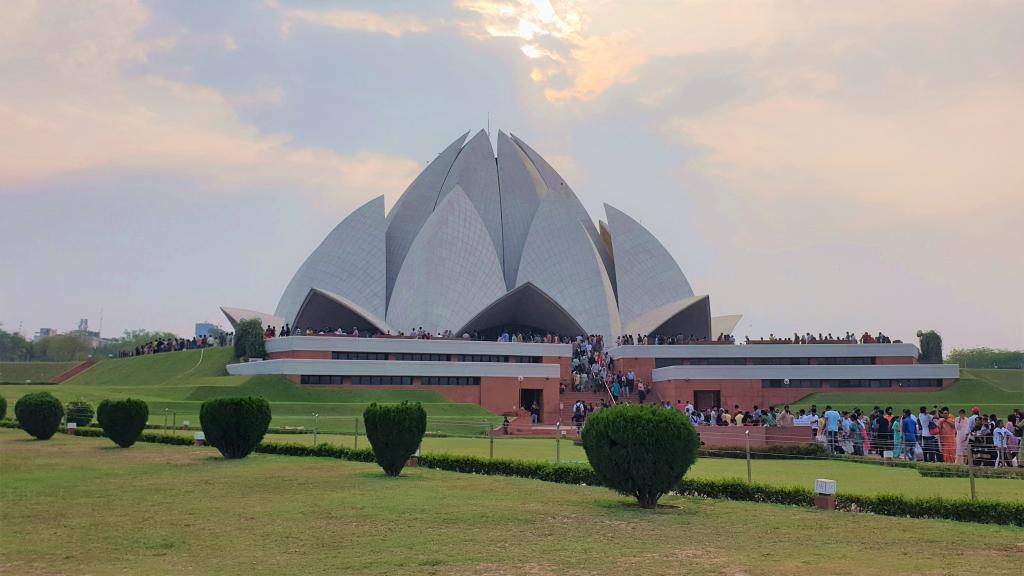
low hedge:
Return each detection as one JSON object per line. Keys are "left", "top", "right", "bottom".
{"left": 915, "top": 463, "right": 1024, "bottom": 480}
{"left": 698, "top": 444, "right": 826, "bottom": 460}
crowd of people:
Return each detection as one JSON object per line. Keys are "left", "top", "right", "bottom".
{"left": 568, "top": 335, "right": 648, "bottom": 401}
{"left": 116, "top": 334, "right": 229, "bottom": 358}
{"left": 616, "top": 333, "right": 734, "bottom": 345}
{"left": 636, "top": 400, "right": 1022, "bottom": 468}
{"left": 746, "top": 331, "right": 896, "bottom": 345}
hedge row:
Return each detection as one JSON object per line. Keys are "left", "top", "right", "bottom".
{"left": 915, "top": 463, "right": 1024, "bottom": 480}
{"left": 69, "top": 426, "right": 195, "bottom": 446}
{"left": 251, "top": 441, "right": 1021, "bottom": 526}
{"left": 2, "top": 421, "right": 1020, "bottom": 526}
{"left": 698, "top": 444, "right": 827, "bottom": 460}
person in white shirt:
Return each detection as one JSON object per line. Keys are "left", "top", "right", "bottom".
{"left": 992, "top": 420, "right": 1011, "bottom": 467}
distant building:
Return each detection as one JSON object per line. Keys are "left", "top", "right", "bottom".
{"left": 195, "top": 322, "right": 225, "bottom": 339}
{"left": 33, "top": 328, "right": 57, "bottom": 342}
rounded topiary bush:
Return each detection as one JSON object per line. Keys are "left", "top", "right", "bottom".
{"left": 581, "top": 403, "right": 700, "bottom": 508}
{"left": 200, "top": 397, "right": 272, "bottom": 459}
{"left": 97, "top": 398, "right": 149, "bottom": 448}
{"left": 0, "top": 394, "right": 7, "bottom": 420}
{"left": 14, "top": 392, "right": 65, "bottom": 440}
{"left": 363, "top": 401, "right": 427, "bottom": 476}
{"left": 65, "top": 400, "right": 95, "bottom": 427}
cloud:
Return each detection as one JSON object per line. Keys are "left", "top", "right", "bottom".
{"left": 278, "top": 6, "right": 432, "bottom": 39}
{"left": 0, "top": 0, "right": 422, "bottom": 206}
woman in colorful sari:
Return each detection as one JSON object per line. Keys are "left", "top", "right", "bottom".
{"left": 891, "top": 415, "right": 903, "bottom": 459}
{"left": 939, "top": 409, "right": 957, "bottom": 463}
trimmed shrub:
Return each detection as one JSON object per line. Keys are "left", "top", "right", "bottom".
{"left": 0, "top": 393, "right": 6, "bottom": 420}
{"left": 96, "top": 399, "right": 149, "bottom": 448}
{"left": 200, "top": 397, "right": 272, "bottom": 459}
{"left": 14, "top": 392, "right": 64, "bottom": 440}
{"left": 363, "top": 401, "right": 427, "bottom": 476}
{"left": 582, "top": 403, "right": 699, "bottom": 508}
{"left": 65, "top": 400, "right": 95, "bottom": 427}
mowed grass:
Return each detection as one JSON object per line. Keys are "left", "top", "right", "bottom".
{"left": 0, "top": 349, "right": 500, "bottom": 435}
{"left": 0, "top": 362, "right": 79, "bottom": 384}
{"left": 252, "top": 433, "right": 1022, "bottom": 503}
{"left": 797, "top": 368, "right": 1023, "bottom": 412}
{"left": 1, "top": 430, "right": 1021, "bottom": 576}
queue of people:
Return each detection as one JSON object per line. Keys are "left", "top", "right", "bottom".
{"left": 117, "top": 334, "right": 229, "bottom": 358}
{"left": 746, "top": 331, "right": 896, "bottom": 345}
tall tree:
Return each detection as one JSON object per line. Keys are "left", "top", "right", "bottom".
{"left": 916, "top": 330, "right": 943, "bottom": 364}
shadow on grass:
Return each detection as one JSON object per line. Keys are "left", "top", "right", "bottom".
{"left": 590, "top": 497, "right": 688, "bottom": 514}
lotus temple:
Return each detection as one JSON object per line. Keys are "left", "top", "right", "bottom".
{"left": 222, "top": 130, "right": 959, "bottom": 438}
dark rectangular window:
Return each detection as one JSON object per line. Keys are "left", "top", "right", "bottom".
{"left": 511, "top": 356, "right": 542, "bottom": 363}
{"left": 300, "top": 375, "right": 343, "bottom": 385}
{"left": 350, "top": 376, "right": 412, "bottom": 385}
{"left": 331, "top": 351, "right": 388, "bottom": 360}
{"left": 422, "top": 376, "right": 480, "bottom": 386}
{"left": 654, "top": 358, "right": 685, "bottom": 368}
{"left": 395, "top": 353, "right": 450, "bottom": 362}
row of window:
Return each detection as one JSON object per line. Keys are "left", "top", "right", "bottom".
{"left": 332, "top": 352, "right": 388, "bottom": 360}
{"left": 656, "top": 357, "right": 878, "bottom": 368}
{"left": 395, "top": 353, "right": 450, "bottom": 362}
{"left": 329, "top": 352, "right": 542, "bottom": 363}
{"left": 762, "top": 379, "right": 943, "bottom": 389}
{"left": 300, "top": 375, "right": 480, "bottom": 386}
{"left": 422, "top": 376, "right": 480, "bottom": 386}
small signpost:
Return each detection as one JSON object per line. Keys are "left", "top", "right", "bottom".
{"left": 814, "top": 479, "right": 836, "bottom": 510}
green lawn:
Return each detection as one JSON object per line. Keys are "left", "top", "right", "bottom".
{"left": 0, "top": 362, "right": 79, "bottom": 384}
{"left": 0, "top": 349, "right": 500, "bottom": 435}
{"left": 797, "top": 368, "right": 1023, "bottom": 412}
{"left": 1, "top": 430, "right": 1020, "bottom": 575}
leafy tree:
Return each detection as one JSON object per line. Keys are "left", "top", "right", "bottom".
{"left": 65, "top": 400, "right": 95, "bottom": 427}
{"left": 582, "top": 403, "right": 700, "bottom": 508}
{"left": 233, "top": 318, "right": 266, "bottom": 360}
{"left": 946, "top": 347, "right": 1024, "bottom": 369}
{"left": 0, "top": 328, "right": 32, "bottom": 361}
{"left": 200, "top": 397, "right": 272, "bottom": 458}
{"left": 916, "top": 330, "right": 943, "bottom": 364}
{"left": 363, "top": 402, "right": 427, "bottom": 476}
{"left": 37, "top": 334, "right": 90, "bottom": 361}
{"left": 14, "top": 392, "right": 65, "bottom": 440}
{"left": 97, "top": 399, "right": 150, "bottom": 448}
{"left": 0, "top": 394, "right": 6, "bottom": 420}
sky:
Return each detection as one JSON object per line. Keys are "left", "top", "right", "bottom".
{"left": 1, "top": 0, "right": 1022, "bottom": 351}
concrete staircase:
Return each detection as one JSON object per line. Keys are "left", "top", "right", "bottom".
{"left": 52, "top": 359, "right": 97, "bottom": 383}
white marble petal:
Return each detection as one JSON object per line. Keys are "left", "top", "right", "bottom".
{"left": 605, "top": 203, "right": 694, "bottom": 330}
{"left": 275, "top": 196, "right": 386, "bottom": 325}
{"left": 496, "top": 131, "right": 545, "bottom": 289}
{"left": 386, "top": 186, "right": 507, "bottom": 334}
{"left": 385, "top": 132, "right": 468, "bottom": 304}
{"left": 516, "top": 192, "right": 621, "bottom": 337}
{"left": 434, "top": 129, "right": 504, "bottom": 273}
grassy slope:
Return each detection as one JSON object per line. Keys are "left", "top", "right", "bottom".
{"left": 1, "top": 430, "right": 1020, "bottom": 576}
{"left": 0, "top": 349, "right": 499, "bottom": 434}
{"left": 796, "top": 368, "right": 1023, "bottom": 412}
{"left": 0, "top": 362, "right": 79, "bottom": 384}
